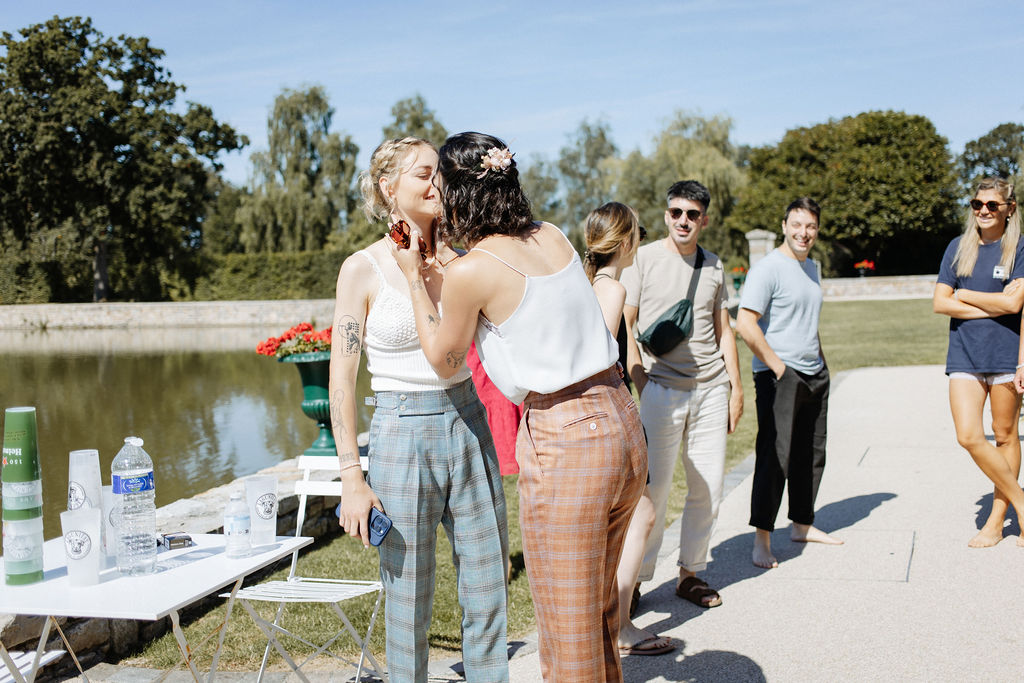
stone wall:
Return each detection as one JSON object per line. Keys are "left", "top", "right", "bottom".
{"left": 0, "top": 300, "right": 335, "bottom": 331}
{"left": 0, "top": 457, "right": 350, "bottom": 679}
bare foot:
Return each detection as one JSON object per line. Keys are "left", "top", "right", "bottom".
{"left": 618, "top": 622, "right": 672, "bottom": 653}
{"left": 791, "top": 523, "right": 844, "bottom": 545}
{"left": 752, "top": 529, "right": 778, "bottom": 568}
{"left": 968, "top": 527, "right": 1003, "bottom": 548}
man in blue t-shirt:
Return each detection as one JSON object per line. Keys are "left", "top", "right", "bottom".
{"left": 736, "top": 197, "right": 843, "bottom": 569}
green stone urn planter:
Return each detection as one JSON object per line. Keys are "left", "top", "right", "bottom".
{"left": 279, "top": 351, "right": 335, "bottom": 457}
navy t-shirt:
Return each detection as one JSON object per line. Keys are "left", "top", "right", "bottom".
{"left": 937, "top": 236, "right": 1024, "bottom": 374}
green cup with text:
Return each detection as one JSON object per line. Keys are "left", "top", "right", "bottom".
{"left": 3, "top": 406, "right": 44, "bottom": 584}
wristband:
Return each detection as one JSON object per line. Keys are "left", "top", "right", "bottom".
{"left": 1017, "top": 363, "right": 1024, "bottom": 370}
{"left": 338, "top": 461, "right": 362, "bottom": 474}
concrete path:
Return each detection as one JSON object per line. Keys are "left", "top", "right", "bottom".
{"left": 506, "top": 365, "right": 1024, "bottom": 682}
{"left": 83, "top": 365, "right": 1024, "bottom": 682}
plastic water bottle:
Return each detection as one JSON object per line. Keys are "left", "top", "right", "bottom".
{"left": 223, "top": 491, "right": 251, "bottom": 559}
{"left": 111, "top": 436, "right": 156, "bottom": 575}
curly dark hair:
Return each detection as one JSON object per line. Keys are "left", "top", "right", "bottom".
{"left": 437, "top": 132, "right": 536, "bottom": 245}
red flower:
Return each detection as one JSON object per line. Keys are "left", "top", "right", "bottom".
{"left": 256, "top": 322, "right": 332, "bottom": 359}
{"left": 854, "top": 259, "right": 876, "bottom": 270}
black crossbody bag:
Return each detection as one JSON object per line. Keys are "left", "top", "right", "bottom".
{"left": 636, "top": 248, "right": 704, "bottom": 356}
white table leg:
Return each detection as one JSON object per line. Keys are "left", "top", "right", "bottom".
{"left": 167, "top": 610, "right": 202, "bottom": 682}
{"left": 208, "top": 576, "right": 242, "bottom": 680}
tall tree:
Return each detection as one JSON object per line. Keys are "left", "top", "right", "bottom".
{"left": 726, "top": 110, "right": 959, "bottom": 275}
{"left": 958, "top": 122, "right": 1024, "bottom": 189}
{"left": 238, "top": 86, "right": 359, "bottom": 253}
{"left": 381, "top": 94, "right": 448, "bottom": 148}
{"left": 556, "top": 120, "right": 618, "bottom": 235}
{"left": 613, "top": 112, "right": 746, "bottom": 261}
{"left": 0, "top": 16, "right": 246, "bottom": 301}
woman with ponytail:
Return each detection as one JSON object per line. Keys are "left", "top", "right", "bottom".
{"left": 584, "top": 203, "right": 674, "bottom": 657}
{"left": 934, "top": 177, "right": 1024, "bottom": 547}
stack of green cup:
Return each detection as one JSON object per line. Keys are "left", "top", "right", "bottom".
{"left": 3, "top": 406, "right": 44, "bottom": 585}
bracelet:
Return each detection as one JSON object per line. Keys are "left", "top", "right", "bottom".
{"left": 338, "top": 461, "right": 362, "bottom": 474}
{"left": 1016, "top": 363, "right": 1024, "bottom": 370}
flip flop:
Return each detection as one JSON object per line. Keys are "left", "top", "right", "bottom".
{"left": 676, "top": 576, "right": 722, "bottom": 608}
{"left": 618, "top": 634, "right": 675, "bottom": 657}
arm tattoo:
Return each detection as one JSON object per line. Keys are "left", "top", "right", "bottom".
{"left": 334, "top": 314, "right": 361, "bottom": 355}
{"left": 410, "top": 278, "right": 425, "bottom": 292}
{"left": 427, "top": 314, "right": 440, "bottom": 331}
{"left": 446, "top": 348, "right": 467, "bottom": 369}
{"left": 337, "top": 450, "right": 358, "bottom": 466}
{"left": 329, "top": 388, "right": 346, "bottom": 437}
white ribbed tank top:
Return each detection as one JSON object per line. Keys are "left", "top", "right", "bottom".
{"left": 358, "top": 251, "right": 470, "bottom": 392}
{"left": 472, "top": 245, "right": 617, "bottom": 404}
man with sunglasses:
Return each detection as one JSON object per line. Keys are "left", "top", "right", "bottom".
{"left": 621, "top": 180, "right": 744, "bottom": 611}
{"left": 736, "top": 197, "right": 842, "bottom": 570}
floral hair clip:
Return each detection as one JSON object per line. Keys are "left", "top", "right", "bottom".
{"left": 477, "top": 147, "right": 514, "bottom": 178}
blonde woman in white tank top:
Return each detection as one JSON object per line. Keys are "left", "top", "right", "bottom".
{"left": 330, "top": 138, "right": 509, "bottom": 683}
{"left": 390, "top": 132, "right": 648, "bottom": 683}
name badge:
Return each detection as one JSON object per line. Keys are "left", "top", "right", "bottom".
{"left": 994, "top": 265, "right": 1007, "bottom": 279}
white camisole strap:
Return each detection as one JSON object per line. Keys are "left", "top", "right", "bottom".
{"left": 470, "top": 247, "right": 528, "bottom": 277}
{"left": 356, "top": 250, "right": 386, "bottom": 295}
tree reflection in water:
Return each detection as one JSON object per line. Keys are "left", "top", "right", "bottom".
{"left": 0, "top": 327, "right": 372, "bottom": 539}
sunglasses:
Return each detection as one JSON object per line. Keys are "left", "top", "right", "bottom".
{"left": 668, "top": 208, "right": 703, "bottom": 221}
{"left": 638, "top": 225, "right": 647, "bottom": 241}
{"left": 970, "top": 199, "right": 1012, "bottom": 212}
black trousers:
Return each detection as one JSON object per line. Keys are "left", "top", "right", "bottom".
{"left": 749, "top": 365, "right": 830, "bottom": 531}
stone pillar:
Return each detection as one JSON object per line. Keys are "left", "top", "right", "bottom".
{"left": 746, "top": 229, "right": 777, "bottom": 269}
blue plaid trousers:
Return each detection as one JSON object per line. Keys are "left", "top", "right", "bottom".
{"left": 367, "top": 378, "right": 510, "bottom": 683}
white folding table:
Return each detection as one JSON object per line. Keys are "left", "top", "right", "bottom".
{"left": 0, "top": 533, "right": 311, "bottom": 682}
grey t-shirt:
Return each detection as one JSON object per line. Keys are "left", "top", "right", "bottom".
{"left": 739, "top": 249, "right": 824, "bottom": 374}
{"left": 621, "top": 241, "right": 729, "bottom": 391}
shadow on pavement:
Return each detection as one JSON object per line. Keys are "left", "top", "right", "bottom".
{"left": 635, "top": 492, "right": 897, "bottom": 633}
{"left": 972, "top": 493, "right": 1021, "bottom": 537}
{"left": 622, "top": 645, "right": 766, "bottom": 683}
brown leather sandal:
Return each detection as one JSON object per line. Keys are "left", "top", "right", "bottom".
{"left": 676, "top": 576, "right": 722, "bottom": 608}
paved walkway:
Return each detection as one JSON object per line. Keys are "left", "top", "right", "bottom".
{"left": 84, "top": 365, "right": 1024, "bottom": 682}
{"left": 505, "top": 364, "right": 1024, "bottom": 682}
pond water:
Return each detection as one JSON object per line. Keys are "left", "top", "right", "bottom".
{"left": 0, "top": 327, "right": 372, "bottom": 539}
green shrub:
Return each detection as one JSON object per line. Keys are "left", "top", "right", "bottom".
{"left": 189, "top": 250, "right": 350, "bottom": 301}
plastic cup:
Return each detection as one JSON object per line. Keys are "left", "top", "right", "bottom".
{"left": 60, "top": 507, "right": 103, "bottom": 586}
{"left": 245, "top": 475, "right": 278, "bottom": 547}
{"left": 68, "top": 449, "right": 102, "bottom": 511}
{"left": 3, "top": 407, "right": 43, "bottom": 521}
{"left": 100, "top": 485, "right": 118, "bottom": 559}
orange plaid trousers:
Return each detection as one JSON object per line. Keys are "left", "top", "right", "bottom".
{"left": 517, "top": 365, "right": 647, "bottom": 682}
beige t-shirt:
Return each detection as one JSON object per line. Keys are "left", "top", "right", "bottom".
{"left": 621, "top": 241, "right": 729, "bottom": 392}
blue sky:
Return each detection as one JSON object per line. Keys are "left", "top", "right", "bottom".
{"left": 4, "top": 1, "right": 1023, "bottom": 186}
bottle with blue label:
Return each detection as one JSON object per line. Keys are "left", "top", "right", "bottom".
{"left": 111, "top": 436, "right": 156, "bottom": 575}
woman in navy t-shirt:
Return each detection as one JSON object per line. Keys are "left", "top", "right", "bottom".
{"left": 934, "top": 177, "right": 1024, "bottom": 548}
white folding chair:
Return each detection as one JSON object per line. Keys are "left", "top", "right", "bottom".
{"left": 227, "top": 455, "right": 387, "bottom": 682}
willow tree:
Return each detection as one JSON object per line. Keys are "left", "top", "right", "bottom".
{"left": 613, "top": 112, "right": 747, "bottom": 262}
{"left": 238, "top": 86, "right": 359, "bottom": 253}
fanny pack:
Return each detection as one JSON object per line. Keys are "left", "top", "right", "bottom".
{"left": 636, "top": 248, "right": 704, "bottom": 357}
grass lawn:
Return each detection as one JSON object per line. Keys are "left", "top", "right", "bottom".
{"left": 130, "top": 298, "right": 947, "bottom": 672}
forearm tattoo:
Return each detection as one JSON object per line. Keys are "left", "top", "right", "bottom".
{"left": 410, "top": 278, "right": 425, "bottom": 292}
{"left": 334, "top": 314, "right": 361, "bottom": 355}
{"left": 446, "top": 348, "right": 467, "bottom": 369}
{"left": 329, "top": 388, "right": 346, "bottom": 437}
{"left": 427, "top": 313, "right": 440, "bottom": 331}
{"left": 338, "top": 450, "right": 358, "bottom": 466}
